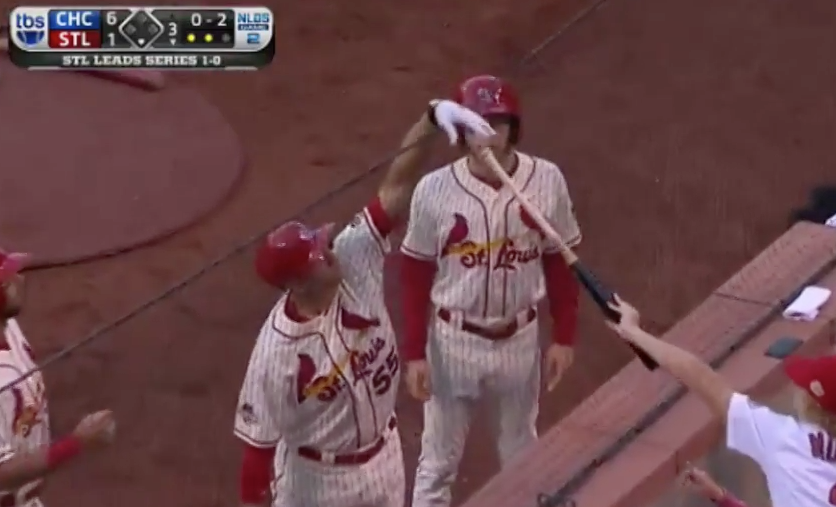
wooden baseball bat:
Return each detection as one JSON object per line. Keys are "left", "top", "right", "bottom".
{"left": 474, "top": 147, "right": 658, "bottom": 370}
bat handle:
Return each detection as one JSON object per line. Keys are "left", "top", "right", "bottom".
{"left": 572, "top": 263, "right": 659, "bottom": 371}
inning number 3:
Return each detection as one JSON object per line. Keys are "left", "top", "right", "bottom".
{"left": 829, "top": 483, "right": 836, "bottom": 505}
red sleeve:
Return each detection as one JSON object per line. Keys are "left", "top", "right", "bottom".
{"left": 715, "top": 494, "right": 749, "bottom": 507}
{"left": 400, "top": 254, "right": 436, "bottom": 361}
{"left": 542, "top": 251, "right": 580, "bottom": 346}
{"left": 366, "top": 197, "right": 396, "bottom": 239}
{"left": 240, "top": 443, "right": 276, "bottom": 504}
{"left": 47, "top": 436, "right": 82, "bottom": 469}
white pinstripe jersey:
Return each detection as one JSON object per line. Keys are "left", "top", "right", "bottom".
{"left": 234, "top": 206, "right": 400, "bottom": 453}
{"left": 0, "top": 320, "right": 49, "bottom": 499}
{"left": 401, "top": 152, "right": 581, "bottom": 321}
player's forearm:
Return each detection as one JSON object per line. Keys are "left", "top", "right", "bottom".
{"left": 239, "top": 443, "right": 275, "bottom": 505}
{"left": 378, "top": 112, "right": 438, "bottom": 221}
{"left": 542, "top": 252, "right": 579, "bottom": 345}
{"left": 400, "top": 255, "right": 436, "bottom": 361}
{"left": 623, "top": 327, "right": 734, "bottom": 417}
{"left": 0, "top": 436, "right": 82, "bottom": 490}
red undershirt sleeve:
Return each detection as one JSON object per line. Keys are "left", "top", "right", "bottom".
{"left": 716, "top": 493, "right": 749, "bottom": 507}
{"left": 542, "top": 251, "right": 580, "bottom": 346}
{"left": 400, "top": 255, "right": 436, "bottom": 361}
{"left": 366, "top": 196, "right": 396, "bottom": 239}
{"left": 240, "top": 443, "right": 276, "bottom": 504}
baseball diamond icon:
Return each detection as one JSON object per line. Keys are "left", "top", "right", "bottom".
{"left": 119, "top": 10, "right": 164, "bottom": 48}
{"left": 16, "top": 30, "right": 44, "bottom": 47}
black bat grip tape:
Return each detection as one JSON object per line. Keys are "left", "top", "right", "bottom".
{"left": 571, "top": 262, "right": 659, "bottom": 370}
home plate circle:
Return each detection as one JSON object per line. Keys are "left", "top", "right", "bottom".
{"left": 0, "top": 60, "right": 245, "bottom": 267}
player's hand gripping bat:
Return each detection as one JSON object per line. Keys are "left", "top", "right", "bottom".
{"left": 473, "top": 147, "right": 658, "bottom": 370}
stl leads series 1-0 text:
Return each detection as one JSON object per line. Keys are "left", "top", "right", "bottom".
{"left": 60, "top": 54, "right": 203, "bottom": 68}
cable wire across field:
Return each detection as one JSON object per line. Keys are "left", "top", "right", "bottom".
{"left": 3, "top": 1, "right": 629, "bottom": 503}
{"left": 1, "top": 0, "right": 611, "bottom": 395}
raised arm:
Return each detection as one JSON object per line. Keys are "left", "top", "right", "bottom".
{"left": 376, "top": 111, "right": 437, "bottom": 225}
{"left": 377, "top": 100, "right": 495, "bottom": 224}
{"left": 605, "top": 295, "right": 735, "bottom": 419}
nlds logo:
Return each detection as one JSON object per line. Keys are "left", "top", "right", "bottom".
{"left": 14, "top": 12, "right": 46, "bottom": 47}
{"left": 234, "top": 8, "right": 272, "bottom": 50}
{"left": 235, "top": 11, "right": 270, "bottom": 31}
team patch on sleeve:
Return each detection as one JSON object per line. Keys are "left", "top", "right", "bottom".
{"left": 238, "top": 402, "right": 258, "bottom": 426}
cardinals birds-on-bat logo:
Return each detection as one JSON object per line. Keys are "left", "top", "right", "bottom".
{"left": 296, "top": 353, "right": 340, "bottom": 403}
{"left": 439, "top": 211, "right": 541, "bottom": 270}
{"left": 441, "top": 213, "right": 471, "bottom": 257}
{"left": 296, "top": 308, "right": 386, "bottom": 404}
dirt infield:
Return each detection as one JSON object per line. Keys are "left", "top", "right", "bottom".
{"left": 0, "top": 0, "right": 834, "bottom": 505}
{"left": 0, "top": 62, "right": 243, "bottom": 267}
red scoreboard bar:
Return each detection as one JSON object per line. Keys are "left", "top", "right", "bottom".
{"left": 47, "top": 9, "right": 101, "bottom": 48}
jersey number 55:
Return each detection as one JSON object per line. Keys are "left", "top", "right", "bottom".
{"left": 371, "top": 348, "right": 400, "bottom": 396}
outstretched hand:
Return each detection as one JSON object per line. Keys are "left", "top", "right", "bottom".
{"left": 73, "top": 410, "right": 116, "bottom": 449}
{"left": 431, "top": 100, "right": 496, "bottom": 145}
{"left": 679, "top": 464, "right": 726, "bottom": 502}
{"left": 604, "top": 294, "right": 642, "bottom": 336}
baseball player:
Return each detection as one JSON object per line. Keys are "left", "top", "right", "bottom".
{"left": 0, "top": 248, "right": 115, "bottom": 507}
{"left": 233, "top": 99, "right": 495, "bottom": 507}
{"left": 607, "top": 295, "right": 836, "bottom": 507}
{"left": 399, "top": 74, "right": 583, "bottom": 507}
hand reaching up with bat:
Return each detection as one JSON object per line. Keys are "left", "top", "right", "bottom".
{"left": 603, "top": 294, "right": 642, "bottom": 337}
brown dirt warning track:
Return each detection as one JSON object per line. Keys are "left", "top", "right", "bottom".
{"left": 0, "top": 0, "right": 834, "bottom": 504}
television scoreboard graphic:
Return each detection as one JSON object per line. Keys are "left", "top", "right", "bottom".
{"left": 8, "top": 6, "right": 275, "bottom": 70}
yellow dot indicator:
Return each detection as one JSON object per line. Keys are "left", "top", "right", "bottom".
{"left": 186, "top": 33, "right": 196, "bottom": 43}
{"left": 204, "top": 33, "right": 213, "bottom": 43}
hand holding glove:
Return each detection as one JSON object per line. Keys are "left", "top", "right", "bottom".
{"left": 429, "top": 100, "right": 496, "bottom": 145}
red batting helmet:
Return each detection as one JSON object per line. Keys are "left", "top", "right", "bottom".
{"left": 0, "top": 249, "right": 30, "bottom": 311}
{"left": 454, "top": 74, "right": 521, "bottom": 143}
{"left": 254, "top": 222, "right": 332, "bottom": 288}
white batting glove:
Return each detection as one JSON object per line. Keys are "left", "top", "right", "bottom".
{"left": 430, "top": 99, "right": 496, "bottom": 145}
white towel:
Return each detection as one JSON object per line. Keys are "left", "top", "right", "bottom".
{"left": 782, "top": 286, "right": 832, "bottom": 321}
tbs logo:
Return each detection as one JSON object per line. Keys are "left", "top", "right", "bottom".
{"left": 14, "top": 12, "right": 46, "bottom": 47}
